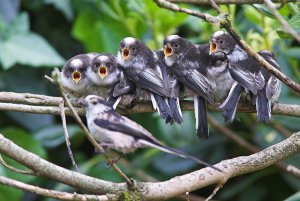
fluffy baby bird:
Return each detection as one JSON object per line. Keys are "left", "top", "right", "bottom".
{"left": 81, "top": 95, "right": 222, "bottom": 171}
{"left": 117, "top": 37, "right": 176, "bottom": 124}
{"left": 87, "top": 53, "right": 120, "bottom": 98}
{"left": 210, "top": 31, "right": 281, "bottom": 123}
{"left": 163, "top": 35, "right": 214, "bottom": 138}
{"left": 61, "top": 53, "right": 98, "bottom": 99}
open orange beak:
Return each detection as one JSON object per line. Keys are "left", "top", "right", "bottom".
{"left": 72, "top": 71, "right": 81, "bottom": 84}
{"left": 99, "top": 66, "right": 107, "bottom": 79}
{"left": 164, "top": 46, "right": 173, "bottom": 57}
{"left": 122, "top": 48, "right": 130, "bottom": 60}
{"left": 209, "top": 42, "right": 217, "bottom": 55}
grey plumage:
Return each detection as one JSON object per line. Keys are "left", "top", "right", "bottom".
{"left": 163, "top": 35, "right": 213, "bottom": 138}
{"left": 81, "top": 95, "right": 222, "bottom": 172}
{"left": 210, "top": 31, "right": 281, "bottom": 123}
{"left": 61, "top": 53, "right": 98, "bottom": 99}
{"left": 117, "top": 37, "right": 175, "bottom": 124}
{"left": 87, "top": 53, "right": 120, "bottom": 99}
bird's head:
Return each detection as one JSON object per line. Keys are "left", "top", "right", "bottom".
{"left": 63, "top": 55, "right": 89, "bottom": 85}
{"left": 80, "top": 95, "right": 112, "bottom": 111}
{"left": 118, "top": 37, "right": 143, "bottom": 61}
{"left": 163, "top": 35, "right": 190, "bottom": 62}
{"left": 91, "top": 54, "right": 118, "bottom": 80}
{"left": 209, "top": 31, "right": 236, "bottom": 55}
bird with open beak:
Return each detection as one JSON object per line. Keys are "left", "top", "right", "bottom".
{"left": 61, "top": 53, "right": 98, "bottom": 99}
{"left": 163, "top": 35, "right": 214, "bottom": 138}
{"left": 80, "top": 95, "right": 222, "bottom": 172}
{"left": 209, "top": 31, "right": 281, "bottom": 123}
{"left": 117, "top": 37, "right": 176, "bottom": 124}
{"left": 87, "top": 53, "right": 121, "bottom": 99}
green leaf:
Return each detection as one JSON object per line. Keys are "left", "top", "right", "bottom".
{"left": 243, "top": 5, "right": 262, "bottom": 25}
{"left": 0, "top": 32, "right": 65, "bottom": 69}
{"left": 253, "top": 4, "right": 275, "bottom": 19}
{"left": 34, "top": 125, "right": 82, "bottom": 148}
{"left": 44, "top": 0, "right": 73, "bottom": 20}
{"left": 0, "top": 127, "right": 47, "bottom": 183}
{"left": 282, "top": 48, "right": 300, "bottom": 59}
{"left": 277, "top": 12, "right": 300, "bottom": 38}
{"left": 284, "top": 191, "right": 300, "bottom": 201}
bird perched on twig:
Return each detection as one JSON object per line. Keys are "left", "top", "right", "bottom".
{"left": 80, "top": 95, "right": 222, "bottom": 172}
{"left": 61, "top": 53, "right": 98, "bottom": 99}
{"left": 163, "top": 35, "right": 214, "bottom": 138}
{"left": 117, "top": 37, "right": 180, "bottom": 124}
{"left": 209, "top": 31, "right": 281, "bottom": 123}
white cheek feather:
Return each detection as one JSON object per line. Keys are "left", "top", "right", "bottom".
{"left": 117, "top": 51, "right": 131, "bottom": 68}
{"left": 227, "top": 45, "right": 247, "bottom": 62}
{"left": 165, "top": 57, "right": 174, "bottom": 66}
{"left": 70, "top": 58, "right": 84, "bottom": 68}
{"left": 61, "top": 72, "right": 88, "bottom": 92}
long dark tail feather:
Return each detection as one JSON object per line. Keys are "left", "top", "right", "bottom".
{"left": 219, "top": 84, "right": 244, "bottom": 123}
{"left": 139, "top": 139, "right": 223, "bottom": 173}
{"left": 195, "top": 96, "right": 209, "bottom": 139}
{"left": 153, "top": 94, "right": 174, "bottom": 124}
{"left": 168, "top": 98, "right": 183, "bottom": 124}
{"left": 256, "top": 88, "right": 271, "bottom": 123}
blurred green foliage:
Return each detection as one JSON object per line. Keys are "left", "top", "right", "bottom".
{"left": 0, "top": 0, "right": 299, "bottom": 201}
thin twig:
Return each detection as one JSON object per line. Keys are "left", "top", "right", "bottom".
{"left": 0, "top": 175, "right": 116, "bottom": 201}
{"left": 209, "top": 0, "right": 222, "bottom": 14}
{"left": 154, "top": 0, "right": 221, "bottom": 24}
{"left": 264, "top": 0, "right": 300, "bottom": 43}
{"left": 1, "top": 92, "right": 300, "bottom": 117}
{"left": 168, "top": 0, "right": 297, "bottom": 4}
{"left": 59, "top": 101, "right": 80, "bottom": 172}
{"left": 0, "top": 155, "right": 36, "bottom": 175}
{"left": 205, "top": 184, "right": 223, "bottom": 201}
{"left": 52, "top": 68, "right": 133, "bottom": 186}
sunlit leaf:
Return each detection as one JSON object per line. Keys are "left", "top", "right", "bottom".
{"left": 277, "top": 12, "right": 300, "bottom": 38}
{"left": 0, "top": 32, "right": 65, "bottom": 69}
{"left": 284, "top": 191, "right": 300, "bottom": 201}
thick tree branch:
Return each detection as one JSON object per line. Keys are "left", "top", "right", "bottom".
{"left": 0, "top": 176, "right": 115, "bottom": 201}
{"left": 0, "top": 132, "right": 299, "bottom": 200}
{"left": 0, "top": 133, "right": 127, "bottom": 194}
{"left": 168, "top": 0, "right": 297, "bottom": 4}
{"left": 138, "top": 132, "right": 300, "bottom": 200}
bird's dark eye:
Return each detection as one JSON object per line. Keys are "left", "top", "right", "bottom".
{"left": 120, "top": 43, "right": 124, "bottom": 48}
{"left": 174, "top": 43, "right": 179, "bottom": 48}
{"left": 95, "top": 63, "right": 100, "bottom": 68}
{"left": 67, "top": 68, "right": 73, "bottom": 74}
{"left": 132, "top": 47, "right": 136, "bottom": 51}
{"left": 92, "top": 100, "right": 97, "bottom": 105}
{"left": 219, "top": 40, "right": 224, "bottom": 44}
{"left": 106, "top": 63, "right": 111, "bottom": 68}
